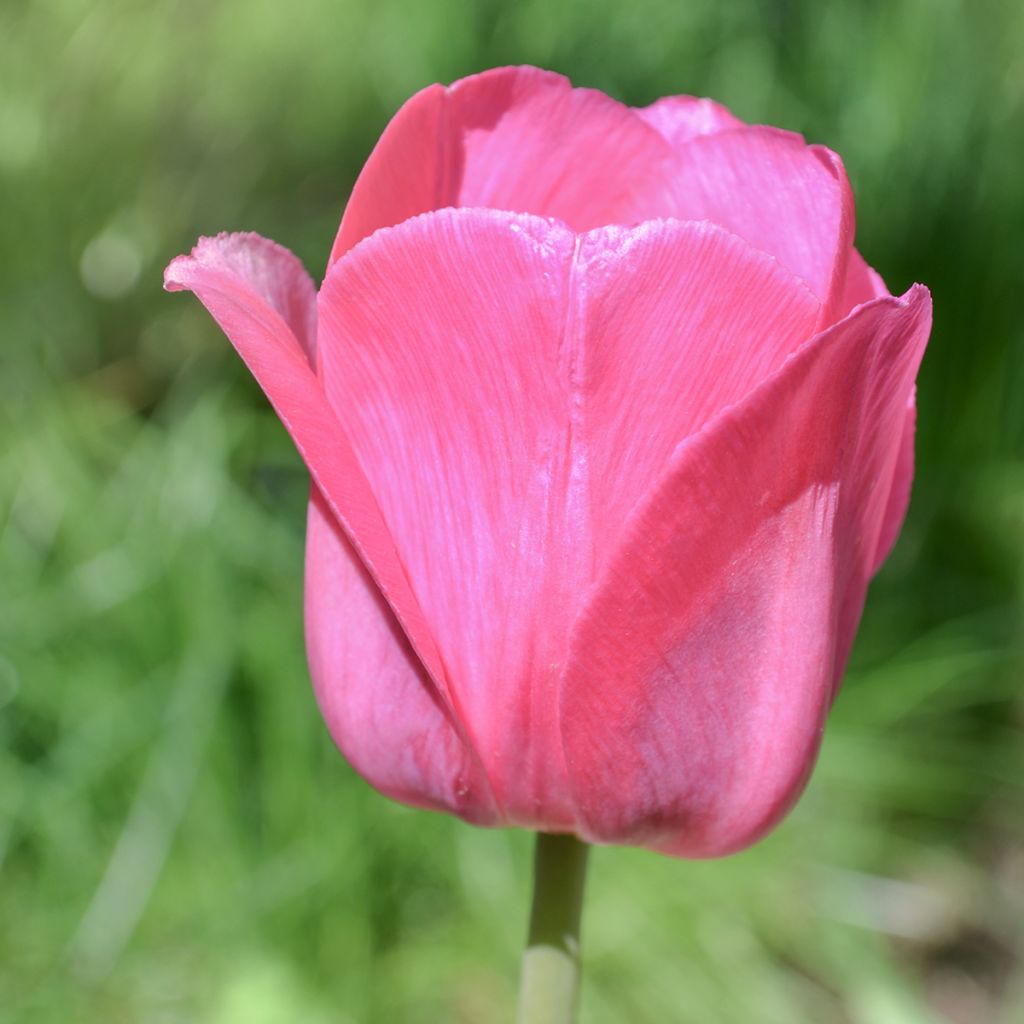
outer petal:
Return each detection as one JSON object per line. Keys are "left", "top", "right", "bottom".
{"left": 573, "top": 219, "right": 820, "bottom": 559}
{"left": 836, "top": 250, "right": 918, "bottom": 575}
{"left": 665, "top": 128, "right": 855, "bottom": 324}
{"left": 166, "top": 232, "right": 319, "bottom": 366}
{"left": 560, "top": 287, "right": 931, "bottom": 857}
{"left": 330, "top": 66, "right": 674, "bottom": 262}
{"left": 635, "top": 95, "right": 744, "bottom": 146}
{"left": 163, "top": 234, "right": 489, "bottom": 794}
{"left": 872, "top": 392, "right": 916, "bottom": 573}
{"left": 304, "top": 489, "right": 497, "bottom": 822}
{"left": 319, "top": 210, "right": 582, "bottom": 827}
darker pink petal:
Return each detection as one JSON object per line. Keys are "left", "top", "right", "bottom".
{"left": 330, "top": 66, "right": 674, "bottom": 262}
{"left": 559, "top": 287, "right": 931, "bottom": 856}
{"left": 835, "top": 251, "right": 920, "bottom": 577}
{"left": 328, "top": 83, "right": 449, "bottom": 265}
{"left": 871, "top": 394, "right": 917, "bottom": 576}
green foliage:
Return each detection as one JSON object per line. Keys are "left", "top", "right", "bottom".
{"left": 2, "top": 1, "right": 1022, "bottom": 1020}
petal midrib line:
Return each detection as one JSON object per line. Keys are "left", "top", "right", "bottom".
{"left": 559, "top": 233, "right": 597, "bottom": 593}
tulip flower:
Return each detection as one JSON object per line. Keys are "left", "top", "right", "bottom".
{"left": 166, "top": 65, "right": 930, "bottom": 1022}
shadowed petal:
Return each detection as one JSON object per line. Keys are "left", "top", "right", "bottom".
{"left": 305, "top": 489, "right": 498, "bottom": 822}
{"left": 559, "top": 286, "right": 931, "bottom": 857}
{"left": 872, "top": 393, "right": 917, "bottom": 574}
{"left": 841, "top": 247, "right": 889, "bottom": 314}
{"left": 330, "top": 66, "right": 674, "bottom": 262}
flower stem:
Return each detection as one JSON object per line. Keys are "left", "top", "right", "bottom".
{"left": 516, "top": 832, "right": 590, "bottom": 1024}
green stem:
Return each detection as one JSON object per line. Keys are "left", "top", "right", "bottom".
{"left": 516, "top": 832, "right": 590, "bottom": 1024}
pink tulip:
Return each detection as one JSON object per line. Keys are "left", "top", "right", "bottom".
{"left": 165, "top": 66, "right": 931, "bottom": 858}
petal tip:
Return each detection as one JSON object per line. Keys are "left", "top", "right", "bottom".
{"left": 447, "top": 63, "right": 571, "bottom": 98}
{"left": 809, "top": 143, "right": 847, "bottom": 179}
{"left": 162, "top": 254, "right": 191, "bottom": 292}
{"left": 324, "top": 205, "right": 578, "bottom": 293}
{"left": 162, "top": 232, "right": 238, "bottom": 291}
{"left": 904, "top": 281, "right": 932, "bottom": 306}
{"left": 891, "top": 283, "right": 933, "bottom": 331}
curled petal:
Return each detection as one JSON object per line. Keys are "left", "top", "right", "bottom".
{"left": 163, "top": 233, "right": 471, "bottom": 755}
{"left": 166, "top": 232, "right": 318, "bottom": 365}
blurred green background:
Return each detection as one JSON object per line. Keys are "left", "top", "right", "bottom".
{"left": 2, "top": 0, "right": 1023, "bottom": 1021}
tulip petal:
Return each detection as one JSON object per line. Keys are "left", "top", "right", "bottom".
{"left": 666, "top": 128, "right": 855, "bottom": 324}
{"left": 305, "top": 488, "right": 498, "bottom": 822}
{"left": 320, "top": 209, "right": 583, "bottom": 826}
{"left": 573, "top": 219, "right": 820, "bottom": 557}
{"left": 836, "top": 251, "right": 919, "bottom": 574}
{"left": 163, "top": 234, "right": 473, "bottom": 751}
{"left": 872, "top": 393, "right": 917, "bottom": 574}
{"left": 635, "top": 95, "right": 744, "bottom": 146}
{"left": 330, "top": 65, "right": 674, "bottom": 262}
{"left": 328, "top": 83, "right": 449, "bottom": 265}
{"left": 560, "top": 286, "right": 931, "bottom": 857}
